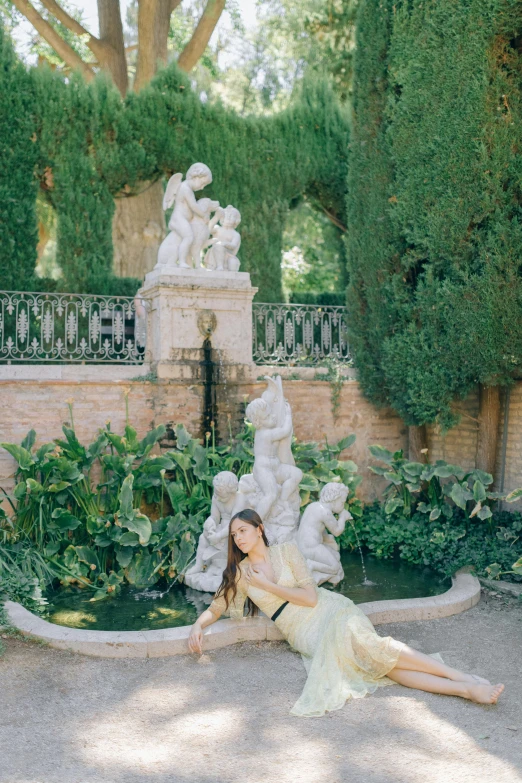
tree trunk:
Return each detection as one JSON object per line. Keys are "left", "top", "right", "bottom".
{"left": 476, "top": 384, "right": 501, "bottom": 476}
{"left": 408, "top": 424, "right": 428, "bottom": 463}
{"left": 177, "top": 0, "right": 226, "bottom": 73}
{"left": 97, "top": 0, "right": 128, "bottom": 95}
{"left": 112, "top": 181, "right": 166, "bottom": 279}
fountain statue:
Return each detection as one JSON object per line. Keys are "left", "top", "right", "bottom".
{"left": 184, "top": 377, "right": 353, "bottom": 593}
{"left": 296, "top": 482, "right": 351, "bottom": 586}
{"left": 184, "top": 471, "right": 238, "bottom": 592}
{"left": 155, "top": 163, "right": 242, "bottom": 272}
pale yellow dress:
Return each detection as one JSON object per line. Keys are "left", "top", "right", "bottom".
{"left": 208, "top": 541, "right": 405, "bottom": 718}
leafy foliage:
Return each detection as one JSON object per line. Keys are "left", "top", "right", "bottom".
{"left": 367, "top": 445, "right": 518, "bottom": 525}
{"left": 0, "top": 418, "right": 360, "bottom": 606}
{"left": 0, "top": 24, "right": 349, "bottom": 301}
{"left": 340, "top": 504, "right": 522, "bottom": 584}
{"left": 346, "top": 0, "right": 522, "bottom": 426}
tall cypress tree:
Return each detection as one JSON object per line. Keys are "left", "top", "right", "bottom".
{"left": 346, "top": 0, "right": 522, "bottom": 469}
{"left": 0, "top": 26, "right": 39, "bottom": 290}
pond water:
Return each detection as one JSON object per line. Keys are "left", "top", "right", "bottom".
{"left": 44, "top": 551, "right": 451, "bottom": 632}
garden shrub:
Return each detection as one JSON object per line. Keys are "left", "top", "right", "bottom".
{"left": 346, "top": 0, "right": 522, "bottom": 427}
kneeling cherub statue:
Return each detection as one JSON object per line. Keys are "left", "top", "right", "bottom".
{"left": 184, "top": 471, "right": 238, "bottom": 592}
{"left": 296, "top": 482, "right": 352, "bottom": 586}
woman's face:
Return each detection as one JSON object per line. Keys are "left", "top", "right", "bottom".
{"left": 230, "top": 518, "right": 262, "bottom": 553}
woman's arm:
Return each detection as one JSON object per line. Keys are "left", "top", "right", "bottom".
{"left": 244, "top": 565, "right": 317, "bottom": 607}
{"left": 188, "top": 608, "right": 220, "bottom": 654}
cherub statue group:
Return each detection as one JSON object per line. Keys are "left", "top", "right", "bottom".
{"left": 184, "top": 375, "right": 354, "bottom": 594}
{"left": 156, "top": 162, "right": 241, "bottom": 273}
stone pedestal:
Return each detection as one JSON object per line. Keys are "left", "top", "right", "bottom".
{"left": 137, "top": 267, "right": 258, "bottom": 380}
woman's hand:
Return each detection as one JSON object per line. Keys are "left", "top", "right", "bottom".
{"left": 188, "top": 622, "right": 203, "bottom": 654}
{"left": 244, "top": 564, "right": 275, "bottom": 591}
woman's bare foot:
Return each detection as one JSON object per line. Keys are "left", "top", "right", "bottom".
{"left": 466, "top": 683, "right": 504, "bottom": 704}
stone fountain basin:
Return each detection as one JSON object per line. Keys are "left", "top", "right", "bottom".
{"left": 4, "top": 568, "right": 480, "bottom": 659}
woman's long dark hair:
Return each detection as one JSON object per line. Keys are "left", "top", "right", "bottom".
{"left": 214, "top": 508, "right": 269, "bottom": 617}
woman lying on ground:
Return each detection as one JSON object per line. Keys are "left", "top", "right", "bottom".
{"left": 188, "top": 509, "right": 504, "bottom": 718}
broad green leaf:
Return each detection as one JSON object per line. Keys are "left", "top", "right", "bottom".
{"left": 167, "top": 481, "right": 189, "bottom": 511}
{"left": 299, "top": 474, "right": 320, "bottom": 491}
{"left": 137, "top": 425, "right": 166, "bottom": 457}
{"left": 511, "top": 557, "right": 522, "bottom": 575}
{"left": 36, "top": 443, "right": 55, "bottom": 462}
{"left": 299, "top": 490, "right": 310, "bottom": 507}
{"left": 384, "top": 496, "right": 403, "bottom": 515}
{"left": 86, "top": 433, "right": 109, "bottom": 461}
{"left": 21, "top": 430, "right": 36, "bottom": 452}
{"left": 124, "top": 425, "right": 140, "bottom": 453}
{"left": 139, "top": 456, "right": 175, "bottom": 474}
{"left": 26, "top": 478, "right": 43, "bottom": 494}
{"left": 170, "top": 451, "right": 192, "bottom": 472}
{"left": 1, "top": 443, "right": 35, "bottom": 470}
{"left": 174, "top": 424, "right": 192, "bottom": 451}
{"left": 429, "top": 507, "right": 441, "bottom": 522}
{"left": 402, "top": 462, "right": 424, "bottom": 477}
{"left": 334, "top": 434, "right": 356, "bottom": 452}
{"left": 486, "top": 563, "right": 502, "bottom": 579}
{"left": 13, "top": 481, "right": 26, "bottom": 499}
{"left": 115, "top": 546, "right": 134, "bottom": 568}
{"left": 118, "top": 531, "right": 140, "bottom": 546}
{"left": 74, "top": 546, "right": 100, "bottom": 571}
{"left": 44, "top": 541, "right": 60, "bottom": 557}
{"left": 106, "top": 432, "right": 127, "bottom": 455}
{"left": 50, "top": 508, "right": 81, "bottom": 530}
{"left": 420, "top": 465, "right": 437, "bottom": 482}
{"left": 63, "top": 545, "right": 78, "bottom": 569}
{"left": 505, "top": 487, "right": 522, "bottom": 503}
{"left": 121, "top": 512, "right": 152, "bottom": 546}
{"left": 383, "top": 472, "right": 403, "bottom": 485}
{"left": 48, "top": 481, "right": 71, "bottom": 493}
{"left": 450, "top": 483, "right": 468, "bottom": 510}
{"left": 368, "top": 466, "right": 388, "bottom": 476}
{"left": 368, "top": 445, "right": 393, "bottom": 464}
{"left": 192, "top": 445, "right": 210, "bottom": 479}
{"left": 337, "top": 460, "right": 358, "bottom": 473}
{"left": 473, "top": 481, "right": 487, "bottom": 502}
{"left": 118, "top": 474, "right": 134, "bottom": 519}
{"left": 405, "top": 482, "right": 421, "bottom": 493}
{"left": 469, "top": 469, "right": 494, "bottom": 487}
{"left": 417, "top": 502, "right": 431, "bottom": 514}
{"left": 477, "top": 505, "right": 492, "bottom": 520}
{"left": 125, "top": 550, "right": 161, "bottom": 586}
{"left": 86, "top": 515, "right": 105, "bottom": 535}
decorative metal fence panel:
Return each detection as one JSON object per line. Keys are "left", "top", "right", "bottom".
{"left": 0, "top": 291, "right": 146, "bottom": 363}
{"left": 252, "top": 303, "right": 351, "bottom": 365}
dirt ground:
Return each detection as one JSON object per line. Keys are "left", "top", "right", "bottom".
{"left": 1, "top": 589, "right": 521, "bottom": 783}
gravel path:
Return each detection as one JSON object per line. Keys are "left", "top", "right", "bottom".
{"left": 1, "top": 589, "right": 521, "bottom": 783}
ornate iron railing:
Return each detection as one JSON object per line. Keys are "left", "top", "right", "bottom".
{"left": 0, "top": 291, "right": 146, "bottom": 363}
{"left": 252, "top": 303, "right": 351, "bottom": 365}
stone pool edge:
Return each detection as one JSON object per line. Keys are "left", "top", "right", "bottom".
{"left": 4, "top": 568, "right": 480, "bottom": 659}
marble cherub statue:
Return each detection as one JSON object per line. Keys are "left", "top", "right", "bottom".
{"left": 203, "top": 205, "right": 242, "bottom": 272}
{"left": 156, "top": 162, "right": 220, "bottom": 270}
{"left": 245, "top": 380, "right": 303, "bottom": 528}
{"left": 231, "top": 472, "right": 262, "bottom": 518}
{"left": 184, "top": 470, "right": 238, "bottom": 592}
{"left": 296, "top": 482, "right": 352, "bottom": 586}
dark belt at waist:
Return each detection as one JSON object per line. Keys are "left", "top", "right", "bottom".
{"left": 271, "top": 601, "right": 289, "bottom": 622}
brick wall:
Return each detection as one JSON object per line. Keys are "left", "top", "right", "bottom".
{"left": 1, "top": 366, "right": 520, "bottom": 504}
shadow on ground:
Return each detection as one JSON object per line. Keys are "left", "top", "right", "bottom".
{"left": 0, "top": 590, "right": 521, "bottom": 783}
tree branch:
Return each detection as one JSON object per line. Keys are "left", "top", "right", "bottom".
{"left": 10, "top": 0, "right": 94, "bottom": 81}
{"left": 177, "top": 0, "right": 225, "bottom": 73}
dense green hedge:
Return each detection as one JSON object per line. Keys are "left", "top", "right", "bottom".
{"left": 346, "top": 0, "right": 522, "bottom": 427}
{"left": 289, "top": 290, "right": 346, "bottom": 306}
{"left": 0, "top": 28, "right": 39, "bottom": 290}
{"left": 0, "top": 25, "right": 349, "bottom": 300}
{"left": 341, "top": 505, "right": 522, "bottom": 584}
